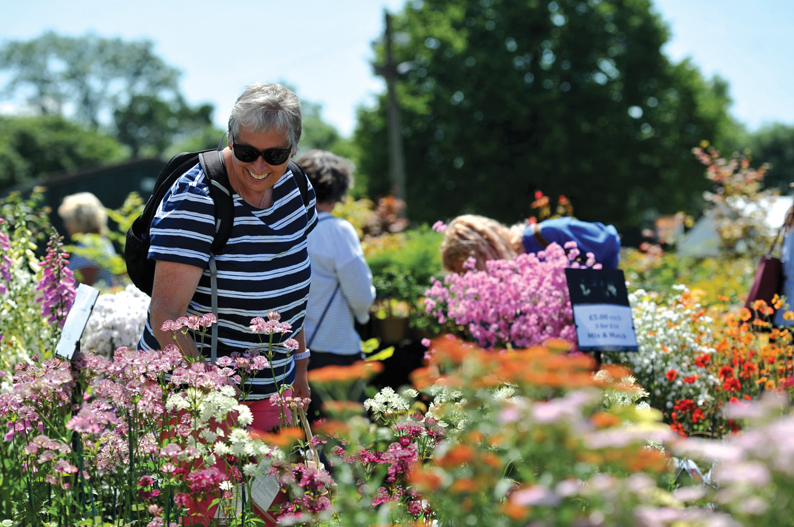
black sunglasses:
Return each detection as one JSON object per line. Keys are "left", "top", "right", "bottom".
{"left": 231, "top": 143, "right": 292, "bottom": 165}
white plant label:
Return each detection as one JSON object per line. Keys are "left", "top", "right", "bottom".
{"left": 55, "top": 284, "right": 100, "bottom": 360}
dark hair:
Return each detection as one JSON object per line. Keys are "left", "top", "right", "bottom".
{"left": 295, "top": 150, "right": 354, "bottom": 204}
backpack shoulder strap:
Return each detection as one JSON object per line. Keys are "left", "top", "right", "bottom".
{"left": 199, "top": 151, "right": 235, "bottom": 253}
{"left": 289, "top": 160, "right": 309, "bottom": 207}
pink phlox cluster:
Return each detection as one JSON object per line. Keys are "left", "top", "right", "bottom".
{"left": 219, "top": 350, "right": 271, "bottom": 373}
{"left": 372, "top": 485, "right": 404, "bottom": 506}
{"left": 67, "top": 400, "right": 119, "bottom": 435}
{"left": 2, "top": 360, "right": 75, "bottom": 437}
{"left": 169, "top": 360, "right": 233, "bottom": 391}
{"left": 431, "top": 220, "right": 447, "bottom": 233}
{"left": 161, "top": 313, "right": 216, "bottom": 332}
{"left": 356, "top": 441, "right": 419, "bottom": 483}
{"left": 250, "top": 311, "right": 292, "bottom": 335}
{"left": 186, "top": 466, "right": 226, "bottom": 494}
{"left": 425, "top": 242, "right": 579, "bottom": 349}
{"left": 383, "top": 441, "right": 418, "bottom": 483}
{"left": 0, "top": 227, "right": 13, "bottom": 295}
{"left": 35, "top": 234, "right": 76, "bottom": 327}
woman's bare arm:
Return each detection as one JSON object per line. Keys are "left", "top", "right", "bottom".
{"left": 150, "top": 260, "right": 204, "bottom": 359}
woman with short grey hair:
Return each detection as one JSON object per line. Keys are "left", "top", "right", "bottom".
{"left": 137, "top": 84, "right": 317, "bottom": 523}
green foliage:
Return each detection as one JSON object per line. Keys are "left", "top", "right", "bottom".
{"left": 366, "top": 225, "right": 444, "bottom": 306}
{"left": 356, "top": 0, "right": 738, "bottom": 230}
{"left": 621, "top": 247, "right": 754, "bottom": 306}
{"left": 0, "top": 189, "right": 57, "bottom": 365}
{"left": 0, "top": 115, "right": 127, "bottom": 189}
{"left": 747, "top": 122, "right": 794, "bottom": 192}
{"left": 0, "top": 31, "right": 213, "bottom": 158}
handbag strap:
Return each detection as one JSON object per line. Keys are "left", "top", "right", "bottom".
{"left": 768, "top": 225, "right": 785, "bottom": 256}
{"left": 307, "top": 284, "right": 339, "bottom": 349}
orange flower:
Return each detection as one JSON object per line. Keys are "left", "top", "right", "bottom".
{"left": 501, "top": 502, "right": 529, "bottom": 521}
{"left": 785, "top": 311, "right": 794, "bottom": 321}
{"left": 450, "top": 478, "right": 479, "bottom": 494}
{"left": 753, "top": 300, "right": 768, "bottom": 312}
{"left": 739, "top": 308, "right": 752, "bottom": 322}
{"left": 765, "top": 380, "right": 776, "bottom": 391}
{"left": 591, "top": 412, "right": 621, "bottom": 429}
{"left": 249, "top": 426, "right": 303, "bottom": 447}
{"left": 308, "top": 361, "right": 383, "bottom": 385}
{"left": 408, "top": 467, "right": 443, "bottom": 493}
{"left": 437, "top": 445, "right": 476, "bottom": 468}
{"left": 480, "top": 451, "right": 503, "bottom": 470}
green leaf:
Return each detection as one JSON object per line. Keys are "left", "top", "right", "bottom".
{"left": 365, "top": 346, "right": 395, "bottom": 362}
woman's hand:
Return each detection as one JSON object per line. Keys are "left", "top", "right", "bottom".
{"left": 292, "top": 360, "right": 311, "bottom": 401}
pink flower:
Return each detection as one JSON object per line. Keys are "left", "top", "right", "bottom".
{"left": 432, "top": 221, "right": 447, "bottom": 233}
{"left": 284, "top": 338, "right": 299, "bottom": 351}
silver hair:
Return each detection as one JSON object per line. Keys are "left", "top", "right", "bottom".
{"left": 227, "top": 83, "right": 302, "bottom": 151}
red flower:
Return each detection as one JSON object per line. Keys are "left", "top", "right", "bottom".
{"left": 692, "top": 408, "right": 705, "bottom": 424}
{"left": 722, "top": 378, "right": 741, "bottom": 392}
{"left": 670, "top": 422, "right": 687, "bottom": 438}
{"left": 695, "top": 354, "right": 711, "bottom": 368}
{"left": 718, "top": 366, "right": 734, "bottom": 379}
{"left": 666, "top": 369, "right": 678, "bottom": 382}
{"left": 674, "top": 399, "right": 696, "bottom": 413}
{"left": 683, "top": 375, "right": 698, "bottom": 384}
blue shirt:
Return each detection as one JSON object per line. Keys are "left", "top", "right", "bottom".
{"left": 138, "top": 162, "right": 317, "bottom": 394}
{"left": 522, "top": 217, "right": 621, "bottom": 269}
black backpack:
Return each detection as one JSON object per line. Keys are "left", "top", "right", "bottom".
{"left": 125, "top": 149, "right": 309, "bottom": 296}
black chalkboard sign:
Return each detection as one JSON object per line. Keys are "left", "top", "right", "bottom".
{"left": 565, "top": 268, "right": 638, "bottom": 352}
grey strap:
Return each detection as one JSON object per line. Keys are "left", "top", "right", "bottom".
{"left": 308, "top": 283, "right": 340, "bottom": 349}
{"left": 209, "top": 255, "right": 219, "bottom": 361}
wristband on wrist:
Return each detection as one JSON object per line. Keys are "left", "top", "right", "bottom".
{"left": 293, "top": 350, "right": 311, "bottom": 361}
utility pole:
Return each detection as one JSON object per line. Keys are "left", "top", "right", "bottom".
{"left": 381, "top": 10, "right": 407, "bottom": 215}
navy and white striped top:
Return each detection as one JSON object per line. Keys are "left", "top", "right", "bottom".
{"left": 138, "top": 162, "right": 317, "bottom": 395}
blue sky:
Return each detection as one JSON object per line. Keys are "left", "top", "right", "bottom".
{"left": 2, "top": 0, "right": 792, "bottom": 138}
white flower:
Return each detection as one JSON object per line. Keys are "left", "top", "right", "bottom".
{"left": 243, "top": 463, "right": 258, "bottom": 476}
{"left": 220, "top": 480, "right": 234, "bottom": 491}
{"left": 165, "top": 394, "right": 190, "bottom": 412}
{"left": 236, "top": 405, "right": 253, "bottom": 427}
{"left": 214, "top": 442, "right": 230, "bottom": 456}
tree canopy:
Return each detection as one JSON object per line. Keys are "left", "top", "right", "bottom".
{"left": 355, "top": 0, "right": 738, "bottom": 232}
{"left": 0, "top": 115, "right": 126, "bottom": 189}
{"left": 0, "top": 32, "right": 213, "bottom": 158}
{"left": 746, "top": 123, "right": 794, "bottom": 193}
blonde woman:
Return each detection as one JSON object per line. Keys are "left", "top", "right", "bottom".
{"left": 58, "top": 192, "right": 116, "bottom": 286}
{"left": 441, "top": 214, "right": 621, "bottom": 273}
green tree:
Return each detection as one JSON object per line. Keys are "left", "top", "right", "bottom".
{"left": 0, "top": 115, "right": 126, "bottom": 189}
{"left": 746, "top": 123, "right": 794, "bottom": 192}
{"left": 355, "top": 0, "right": 738, "bottom": 231}
{"left": 0, "top": 31, "right": 213, "bottom": 158}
